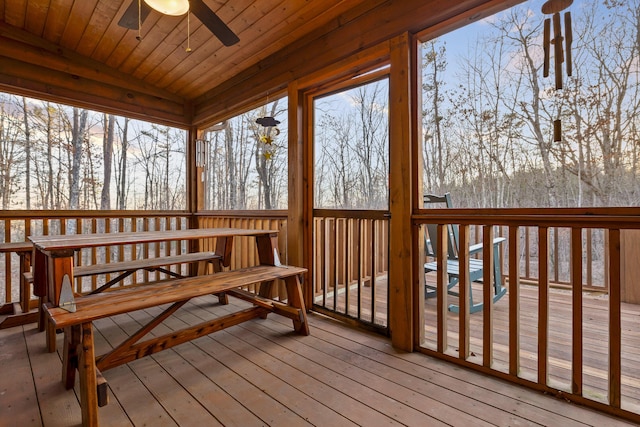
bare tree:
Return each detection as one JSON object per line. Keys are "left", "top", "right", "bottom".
{"left": 21, "top": 97, "right": 32, "bottom": 209}
{"left": 69, "top": 107, "right": 88, "bottom": 209}
{"left": 101, "top": 114, "right": 115, "bottom": 210}
{"left": 0, "top": 96, "right": 23, "bottom": 209}
{"left": 115, "top": 117, "right": 130, "bottom": 210}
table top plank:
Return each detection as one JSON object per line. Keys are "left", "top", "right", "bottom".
{"left": 0, "top": 241, "right": 33, "bottom": 253}
{"left": 29, "top": 228, "right": 276, "bottom": 251}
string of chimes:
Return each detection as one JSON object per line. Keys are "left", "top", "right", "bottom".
{"left": 542, "top": 0, "right": 573, "bottom": 142}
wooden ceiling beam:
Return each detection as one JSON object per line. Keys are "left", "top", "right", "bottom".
{"left": 0, "top": 20, "right": 189, "bottom": 127}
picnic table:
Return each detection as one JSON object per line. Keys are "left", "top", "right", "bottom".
{"left": 31, "top": 227, "right": 309, "bottom": 426}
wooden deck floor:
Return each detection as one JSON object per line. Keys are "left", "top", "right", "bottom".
{"left": 1, "top": 294, "right": 636, "bottom": 426}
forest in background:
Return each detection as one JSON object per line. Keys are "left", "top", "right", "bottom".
{"left": 0, "top": 97, "right": 186, "bottom": 211}
{"left": 423, "top": 0, "right": 640, "bottom": 208}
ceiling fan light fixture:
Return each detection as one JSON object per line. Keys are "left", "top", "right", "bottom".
{"left": 143, "top": 0, "right": 189, "bottom": 16}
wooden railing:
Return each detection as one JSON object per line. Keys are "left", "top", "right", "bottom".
{"left": 415, "top": 207, "right": 640, "bottom": 423}
{"left": 496, "top": 226, "right": 607, "bottom": 293}
{"left": 0, "top": 210, "right": 290, "bottom": 306}
{"left": 3, "top": 208, "right": 638, "bottom": 420}
{"left": 312, "top": 209, "right": 389, "bottom": 331}
{"left": 1, "top": 211, "right": 194, "bottom": 304}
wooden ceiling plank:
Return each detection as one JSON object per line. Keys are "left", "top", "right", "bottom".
{"left": 137, "top": 21, "right": 214, "bottom": 86}
{"left": 76, "top": 0, "right": 121, "bottom": 57}
{"left": 104, "top": 12, "right": 163, "bottom": 70}
{"left": 142, "top": 0, "right": 255, "bottom": 88}
{"left": 115, "top": 12, "right": 184, "bottom": 75}
{"left": 25, "top": 0, "right": 50, "bottom": 36}
{"left": 129, "top": 18, "right": 206, "bottom": 82}
{"left": 89, "top": 2, "right": 131, "bottom": 63}
{"left": 4, "top": 0, "right": 27, "bottom": 28}
{"left": 59, "top": 0, "right": 98, "bottom": 51}
{"left": 42, "top": 0, "right": 74, "bottom": 44}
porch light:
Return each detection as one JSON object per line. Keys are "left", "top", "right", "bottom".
{"left": 144, "top": 0, "right": 189, "bottom": 16}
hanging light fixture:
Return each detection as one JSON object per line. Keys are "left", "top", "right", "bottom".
{"left": 144, "top": 0, "right": 189, "bottom": 16}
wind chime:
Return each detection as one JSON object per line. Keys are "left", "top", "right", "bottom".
{"left": 256, "top": 115, "right": 280, "bottom": 160}
{"left": 542, "top": 0, "right": 573, "bottom": 142}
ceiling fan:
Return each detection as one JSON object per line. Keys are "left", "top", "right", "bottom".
{"left": 118, "top": 0, "right": 240, "bottom": 47}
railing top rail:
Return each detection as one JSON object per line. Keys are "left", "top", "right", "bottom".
{"left": 314, "top": 209, "right": 390, "bottom": 220}
{"left": 414, "top": 207, "right": 640, "bottom": 228}
{"left": 196, "top": 210, "right": 287, "bottom": 219}
{"left": 0, "top": 210, "right": 191, "bottom": 220}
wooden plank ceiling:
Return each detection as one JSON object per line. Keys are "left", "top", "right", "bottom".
{"left": 0, "top": 0, "right": 379, "bottom": 126}
{"left": 0, "top": 0, "right": 516, "bottom": 127}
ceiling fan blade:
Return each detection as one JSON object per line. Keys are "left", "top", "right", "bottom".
{"left": 118, "top": 0, "right": 152, "bottom": 30}
{"left": 190, "top": 0, "right": 240, "bottom": 47}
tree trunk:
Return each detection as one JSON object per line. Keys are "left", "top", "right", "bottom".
{"left": 101, "top": 114, "right": 115, "bottom": 210}
{"left": 69, "top": 107, "right": 87, "bottom": 210}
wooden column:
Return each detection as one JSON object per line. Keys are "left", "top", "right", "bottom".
{"left": 620, "top": 230, "right": 640, "bottom": 303}
{"left": 388, "top": 32, "right": 413, "bottom": 351}
{"left": 288, "top": 81, "right": 311, "bottom": 305}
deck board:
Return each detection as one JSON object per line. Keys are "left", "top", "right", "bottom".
{"left": 1, "top": 294, "right": 636, "bottom": 426}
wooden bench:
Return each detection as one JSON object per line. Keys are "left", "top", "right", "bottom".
{"left": 43, "top": 264, "right": 308, "bottom": 427}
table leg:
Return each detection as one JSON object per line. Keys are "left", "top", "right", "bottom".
{"left": 256, "top": 233, "right": 280, "bottom": 266}
{"left": 213, "top": 235, "right": 233, "bottom": 268}
{"left": 33, "top": 249, "right": 47, "bottom": 332}
{"left": 19, "top": 251, "right": 32, "bottom": 313}
{"left": 44, "top": 252, "right": 74, "bottom": 351}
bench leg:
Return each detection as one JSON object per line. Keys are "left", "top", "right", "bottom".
{"left": 62, "top": 325, "right": 80, "bottom": 389}
{"left": 216, "top": 292, "right": 229, "bottom": 305}
{"left": 284, "top": 275, "right": 309, "bottom": 336}
{"left": 257, "top": 280, "right": 274, "bottom": 319}
{"left": 78, "top": 322, "right": 99, "bottom": 427}
{"left": 38, "top": 297, "right": 46, "bottom": 332}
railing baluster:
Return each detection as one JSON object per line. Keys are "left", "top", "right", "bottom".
{"left": 525, "top": 226, "right": 531, "bottom": 279}
{"left": 356, "top": 219, "right": 362, "bottom": 320}
{"left": 344, "top": 218, "right": 350, "bottom": 316}
{"left": 608, "top": 228, "right": 621, "bottom": 408}
{"left": 553, "top": 227, "right": 559, "bottom": 284}
{"left": 3, "top": 219, "right": 10, "bottom": 304}
{"left": 538, "top": 226, "right": 550, "bottom": 387}
{"left": 509, "top": 225, "right": 520, "bottom": 377}
{"left": 336, "top": 218, "right": 339, "bottom": 311}
{"left": 370, "top": 219, "right": 377, "bottom": 324}
{"left": 571, "top": 227, "right": 583, "bottom": 396}
{"left": 482, "top": 225, "right": 494, "bottom": 368}
{"left": 436, "top": 223, "right": 448, "bottom": 353}
{"left": 458, "top": 224, "right": 470, "bottom": 359}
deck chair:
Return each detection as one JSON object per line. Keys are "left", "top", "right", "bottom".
{"left": 423, "top": 193, "right": 507, "bottom": 313}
